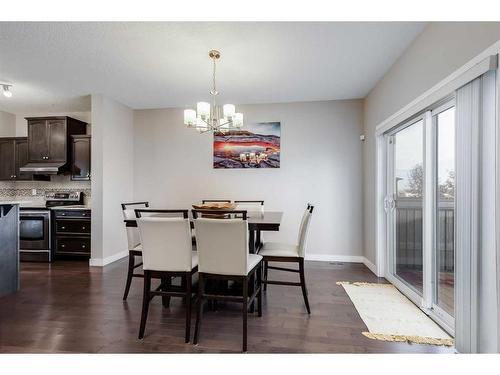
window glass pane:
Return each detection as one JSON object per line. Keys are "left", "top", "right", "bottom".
{"left": 394, "top": 119, "right": 424, "bottom": 294}
{"left": 435, "top": 107, "right": 455, "bottom": 317}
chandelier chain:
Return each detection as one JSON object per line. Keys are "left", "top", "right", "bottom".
{"left": 211, "top": 57, "right": 218, "bottom": 96}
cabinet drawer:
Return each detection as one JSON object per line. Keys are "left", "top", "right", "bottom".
{"left": 56, "top": 219, "right": 90, "bottom": 234}
{"left": 54, "top": 210, "right": 91, "bottom": 219}
{"left": 55, "top": 236, "right": 90, "bottom": 255}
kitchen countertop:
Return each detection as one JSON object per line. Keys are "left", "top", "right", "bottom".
{"left": 0, "top": 200, "right": 33, "bottom": 206}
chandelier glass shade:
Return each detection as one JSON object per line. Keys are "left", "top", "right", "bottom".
{"left": 183, "top": 50, "right": 243, "bottom": 133}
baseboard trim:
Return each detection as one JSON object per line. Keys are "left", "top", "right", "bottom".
{"left": 362, "top": 257, "right": 378, "bottom": 276}
{"left": 306, "top": 254, "right": 365, "bottom": 263}
{"left": 305, "top": 254, "right": 379, "bottom": 276}
{"left": 89, "top": 250, "right": 129, "bottom": 267}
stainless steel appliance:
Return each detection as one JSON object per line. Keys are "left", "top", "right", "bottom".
{"left": 45, "top": 191, "right": 83, "bottom": 207}
{"left": 19, "top": 209, "right": 51, "bottom": 262}
{"left": 19, "top": 191, "right": 84, "bottom": 262}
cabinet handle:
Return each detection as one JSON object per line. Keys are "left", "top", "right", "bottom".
{"left": 61, "top": 226, "right": 66, "bottom": 229}
{"left": 61, "top": 213, "right": 66, "bottom": 216}
{"left": 82, "top": 226, "right": 86, "bottom": 230}
{"left": 61, "top": 244, "right": 66, "bottom": 248}
{"left": 81, "top": 245, "right": 86, "bottom": 248}
{"left": 82, "top": 213, "right": 87, "bottom": 216}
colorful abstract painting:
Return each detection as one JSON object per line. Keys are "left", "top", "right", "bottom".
{"left": 213, "top": 122, "right": 281, "bottom": 169}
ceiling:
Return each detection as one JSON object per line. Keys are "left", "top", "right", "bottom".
{"left": 0, "top": 22, "right": 426, "bottom": 114}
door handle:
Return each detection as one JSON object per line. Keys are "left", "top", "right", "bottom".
{"left": 384, "top": 196, "right": 396, "bottom": 213}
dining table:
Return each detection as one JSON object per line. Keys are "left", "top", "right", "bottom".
{"left": 124, "top": 210, "right": 283, "bottom": 253}
{"left": 124, "top": 209, "right": 283, "bottom": 312}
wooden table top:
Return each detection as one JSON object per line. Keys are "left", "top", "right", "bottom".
{"left": 124, "top": 211, "right": 283, "bottom": 231}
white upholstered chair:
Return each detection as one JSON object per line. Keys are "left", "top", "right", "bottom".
{"left": 258, "top": 203, "right": 314, "bottom": 314}
{"left": 235, "top": 201, "right": 265, "bottom": 250}
{"left": 192, "top": 209, "right": 263, "bottom": 352}
{"left": 234, "top": 200, "right": 265, "bottom": 214}
{"left": 121, "top": 201, "right": 149, "bottom": 300}
{"left": 201, "top": 199, "right": 231, "bottom": 204}
{"left": 136, "top": 210, "right": 198, "bottom": 343}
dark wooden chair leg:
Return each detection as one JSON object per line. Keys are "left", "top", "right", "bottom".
{"left": 242, "top": 276, "right": 248, "bottom": 352}
{"left": 249, "top": 272, "right": 255, "bottom": 313}
{"left": 181, "top": 276, "right": 187, "bottom": 305}
{"left": 123, "top": 253, "right": 135, "bottom": 300}
{"left": 299, "top": 258, "right": 311, "bottom": 314}
{"left": 138, "top": 270, "right": 152, "bottom": 339}
{"left": 263, "top": 260, "right": 268, "bottom": 291}
{"left": 185, "top": 273, "right": 192, "bottom": 343}
{"left": 193, "top": 273, "right": 204, "bottom": 345}
{"left": 161, "top": 276, "right": 171, "bottom": 308}
{"left": 257, "top": 264, "right": 263, "bottom": 317}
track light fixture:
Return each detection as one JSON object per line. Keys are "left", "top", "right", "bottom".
{"left": 1, "top": 84, "right": 13, "bottom": 98}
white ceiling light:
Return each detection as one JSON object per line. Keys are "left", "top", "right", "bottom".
{"left": 2, "top": 84, "right": 13, "bottom": 98}
{"left": 184, "top": 50, "right": 243, "bottom": 133}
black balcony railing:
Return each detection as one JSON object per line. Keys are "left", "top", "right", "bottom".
{"left": 395, "top": 198, "right": 454, "bottom": 272}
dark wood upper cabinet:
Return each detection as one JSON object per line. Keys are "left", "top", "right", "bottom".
{"left": 0, "top": 139, "right": 15, "bottom": 180}
{"left": 71, "top": 135, "right": 91, "bottom": 181}
{"left": 15, "top": 138, "right": 31, "bottom": 180}
{"left": 26, "top": 116, "right": 87, "bottom": 165}
{"left": 0, "top": 137, "right": 31, "bottom": 181}
{"left": 47, "top": 119, "right": 67, "bottom": 162}
{"left": 27, "top": 120, "right": 48, "bottom": 162}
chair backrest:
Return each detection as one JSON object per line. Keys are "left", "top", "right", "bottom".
{"left": 234, "top": 200, "right": 264, "bottom": 214}
{"left": 201, "top": 199, "right": 232, "bottom": 204}
{"left": 192, "top": 209, "right": 247, "bottom": 220}
{"left": 193, "top": 212, "right": 249, "bottom": 276}
{"left": 135, "top": 209, "right": 189, "bottom": 219}
{"left": 136, "top": 210, "right": 192, "bottom": 272}
{"left": 297, "top": 204, "right": 314, "bottom": 258}
{"left": 121, "top": 202, "right": 149, "bottom": 250}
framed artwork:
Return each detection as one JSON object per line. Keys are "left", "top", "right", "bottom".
{"left": 213, "top": 121, "right": 281, "bottom": 169}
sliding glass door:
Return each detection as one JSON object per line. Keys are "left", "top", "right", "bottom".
{"left": 387, "top": 118, "right": 424, "bottom": 296}
{"left": 433, "top": 103, "right": 455, "bottom": 323}
{"left": 385, "top": 99, "right": 455, "bottom": 333}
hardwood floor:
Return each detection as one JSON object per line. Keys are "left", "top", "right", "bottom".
{"left": 0, "top": 259, "right": 455, "bottom": 353}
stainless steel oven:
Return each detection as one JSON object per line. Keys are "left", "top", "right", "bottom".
{"left": 19, "top": 209, "right": 51, "bottom": 262}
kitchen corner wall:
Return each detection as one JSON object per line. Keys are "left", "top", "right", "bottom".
{"left": 133, "top": 100, "right": 364, "bottom": 260}
{"left": 90, "top": 94, "right": 134, "bottom": 266}
{"left": 0, "top": 110, "right": 16, "bottom": 136}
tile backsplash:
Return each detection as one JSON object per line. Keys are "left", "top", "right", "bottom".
{"left": 0, "top": 175, "right": 91, "bottom": 205}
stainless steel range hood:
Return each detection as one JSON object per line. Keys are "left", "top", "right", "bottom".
{"left": 20, "top": 162, "right": 67, "bottom": 175}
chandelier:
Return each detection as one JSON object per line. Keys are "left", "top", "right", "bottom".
{"left": 183, "top": 50, "right": 243, "bottom": 133}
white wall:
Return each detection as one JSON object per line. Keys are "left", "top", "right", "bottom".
{"left": 90, "top": 95, "right": 134, "bottom": 265}
{"left": 0, "top": 110, "right": 16, "bottom": 136}
{"left": 363, "top": 22, "right": 500, "bottom": 264}
{"left": 133, "top": 100, "right": 364, "bottom": 260}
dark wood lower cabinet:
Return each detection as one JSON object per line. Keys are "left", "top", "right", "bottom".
{"left": 52, "top": 209, "right": 91, "bottom": 258}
